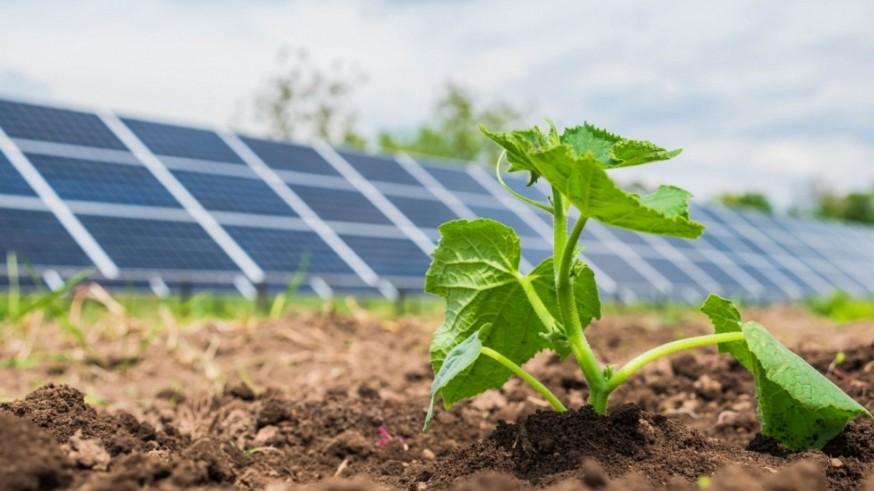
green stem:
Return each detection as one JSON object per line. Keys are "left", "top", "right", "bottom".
{"left": 520, "top": 278, "right": 560, "bottom": 334}
{"left": 556, "top": 217, "right": 607, "bottom": 408}
{"left": 552, "top": 188, "right": 567, "bottom": 277}
{"left": 606, "top": 332, "right": 747, "bottom": 392}
{"left": 481, "top": 347, "right": 567, "bottom": 413}
{"left": 496, "top": 152, "right": 554, "bottom": 213}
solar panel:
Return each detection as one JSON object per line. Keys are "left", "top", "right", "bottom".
{"left": 338, "top": 150, "right": 421, "bottom": 186}
{"left": 0, "top": 208, "right": 93, "bottom": 269}
{"left": 383, "top": 194, "right": 459, "bottom": 229}
{"left": 78, "top": 215, "right": 239, "bottom": 272}
{"left": 171, "top": 169, "right": 297, "bottom": 217}
{"left": 691, "top": 260, "right": 750, "bottom": 296}
{"left": 0, "top": 152, "right": 36, "bottom": 196}
{"left": 466, "top": 204, "right": 542, "bottom": 238}
{"left": 287, "top": 183, "right": 393, "bottom": 225}
{"left": 27, "top": 153, "right": 181, "bottom": 208}
{"left": 240, "top": 136, "right": 341, "bottom": 176}
{"left": 761, "top": 217, "right": 871, "bottom": 295}
{"left": 121, "top": 117, "right": 245, "bottom": 164}
{"left": 1, "top": 95, "right": 872, "bottom": 301}
{"left": 339, "top": 235, "right": 431, "bottom": 279}
{"left": 0, "top": 99, "right": 126, "bottom": 150}
{"left": 421, "top": 162, "right": 491, "bottom": 195}
{"left": 586, "top": 252, "right": 654, "bottom": 291}
{"left": 223, "top": 226, "right": 356, "bottom": 277}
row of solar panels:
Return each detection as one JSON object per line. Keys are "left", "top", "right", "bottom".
{"left": 0, "top": 96, "right": 872, "bottom": 302}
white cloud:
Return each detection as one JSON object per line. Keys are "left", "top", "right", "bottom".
{"left": 0, "top": 0, "right": 872, "bottom": 205}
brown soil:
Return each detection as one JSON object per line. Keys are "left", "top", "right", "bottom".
{"left": 1, "top": 306, "right": 873, "bottom": 490}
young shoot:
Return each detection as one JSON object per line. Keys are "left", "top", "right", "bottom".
{"left": 422, "top": 121, "right": 871, "bottom": 450}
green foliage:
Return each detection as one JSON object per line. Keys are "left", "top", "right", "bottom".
{"left": 700, "top": 295, "right": 752, "bottom": 370}
{"left": 255, "top": 47, "right": 366, "bottom": 147}
{"left": 814, "top": 187, "right": 874, "bottom": 225}
{"left": 807, "top": 291, "right": 874, "bottom": 322}
{"left": 702, "top": 295, "right": 868, "bottom": 449}
{"left": 424, "top": 329, "right": 483, "bottom": 431}
{"left": 426, "top": 219, "right": 598, "bottom": 409}
{"left": 717, "top": 192, "right": 773, "bottom": 214}
{"left": 481, "top": 123, "right": 703, "bottom": 238}
{"left": 379, "top": 82, "right": 528, "bottom": 163}
{"left": 424, "top": 119, "right": 869, "bottom": 450}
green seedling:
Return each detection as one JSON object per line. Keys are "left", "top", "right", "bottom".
{"left": 423, "top": 121, "right": 871, "bottom": 450}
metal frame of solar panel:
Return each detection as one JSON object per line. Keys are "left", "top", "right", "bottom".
{"left": 1, "top": 95, "right": 873, "bottom": 303}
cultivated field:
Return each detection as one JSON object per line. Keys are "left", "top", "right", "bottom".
{"left": 1, "top": 294, "right": 873, "bottom": 490}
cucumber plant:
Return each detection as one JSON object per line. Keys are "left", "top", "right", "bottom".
{"left": 422, "top": 121, "right": 871, "bottom": 450}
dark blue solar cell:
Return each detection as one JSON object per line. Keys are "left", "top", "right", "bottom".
{"left": 662, "top": 236, "right": 697, "bottom": 250}
{"left": 339, "top": 150, "right": 420, "bottom": 186}
{"left": 78, "top": 216, "right": 239, "bottom": 271}
{"left": 340, "top": 235, "right": 430, "bottom": 277}
{"left": 693, "top": 261, "right": 744, "bottom": 288}
{"left": 603, "top": 227, "right": 649, "bottom": 246}
{"left": 585, "top": 252, "right": 649, "bottom": 284}
{"left": 776, "top": 266, "right": 819, "bottom": 294}
{"left": 171, "top": 170, "right": 297, "bottom": 217}
{"left": 467, "top": 205, "right": 540, "bottom": 237}
{"left": 0, "top": 208, "right": 93, "bottom": 267}
{"left": 0, "top": 99, "right": 127, "bottom": 150}
{"left": 736, "top": 236, "right": 768, "bottom": 256}
{"left": 0, "top": 152, "right": 35, "bottom": 196}
{"left": 423, "top": 163, "right": 490, "bottom": 195}
{"left": 522, "top": 248, "right": 552, "bottom": 266}
{"left": 288, "top": 184, "right": 392, "bottom": 225}
{"left": 646, "top": 258, "right": 699, "bottom": 286}
{"left": 240, "top": 136, "right": 341, "bottom": 176}
{"left": 121, "top": 118, "right": 244, "bottom": 164}
{"left": 27, "top": 154, "right": 181, "bottom": 207}
{"left": 224, "top": 226, "right": 354, "bottom": 276}
{"left": 735, "top": 264, "right": 782, "bottom": 291}
{"left": 385, "top": 195, "right": 458, "bottom": 229}
{"left": 0, "top": 274, "right": 44, "bottom": 289}
{"left": 700, "top": 234, "right": 732, "bottom": 252}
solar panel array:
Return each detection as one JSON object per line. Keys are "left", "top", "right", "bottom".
{"left": 1, "top": 96, "right": 872, "bottom": 302}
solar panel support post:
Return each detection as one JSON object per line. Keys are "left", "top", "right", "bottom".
{"left": 179, "top": 281, "right": 193, "bottom": 317}
{"left": 394, "top": 288, "right": 407, "bottom": 317}
{"left": 255, "top": 282, "right": 269, "bottom": 315}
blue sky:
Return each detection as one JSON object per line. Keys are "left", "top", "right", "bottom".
{"left": 1, "top": 0, "right": 872, "bottom": 208}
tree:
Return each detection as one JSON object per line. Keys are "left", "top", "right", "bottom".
{"left": 716, "top": 192, "right": 773, "bottom": 214}
{"left": 813, "top": 188, "right": 874, "bottom": 225}
{"left": 379, "top": 82, "right": 528, "bottom": 163}
{"left": 255, "top": 48, "right": 366, "bottom": 147}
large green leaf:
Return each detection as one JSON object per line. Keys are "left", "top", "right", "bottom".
{"left": 702, "top": 295, "right": 871, "bottom": 450}
{"left": 560, "top": 123, "right": 681, "bottom": 169}
{"left": 482, "top": 125, "right": 703, "bottom": 238}
{"left": 424, "top": 330, "right": 483, "bottom": 432}
{"left": 700, "top": 294, "right": 753, "bottom": 370}
{"left": 533, "top": 146, "right": 703, "bottom": 238}
{"left": 479, "top": 124, "right": 558, "bottom": 185}
{"left": 426, "top": 218, "right": 600, "bottom": 409}
{"left": 743, "top": 322, "right": 870, "bottom": 449}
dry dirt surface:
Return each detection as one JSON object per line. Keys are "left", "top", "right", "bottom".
{"left": 1, "top": 306, "right": 874, "bottom": 490}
